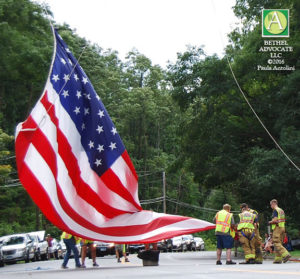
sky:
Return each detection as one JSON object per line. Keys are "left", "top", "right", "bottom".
{"left": 37, "top": 0, "right": 239, "bottom": 67}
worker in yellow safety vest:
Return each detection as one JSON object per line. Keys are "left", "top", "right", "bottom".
{"left": 238, "top": 203, "right": 256, "bottom": 264}
{"left": 61, "top": 232, "right": 82, "bottom": 269}
{"left": 213, "top": 203, "right": 236, "bottom": 265}
{"left": 247, "top": 206, "right": 263, "bottom": 264}
{"left": 80, "top": 238, "right": 99, "bottom": 268}
{"left": 269, "top": 199, "right": 291, "bottom": 264}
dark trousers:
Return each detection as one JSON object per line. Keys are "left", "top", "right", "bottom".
{"left": 62, "top": 237, "right": 81, "bottom": 267}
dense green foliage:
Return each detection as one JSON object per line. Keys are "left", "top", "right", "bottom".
{"left": 0, "top": 0, "right": 299, "bottom": 240}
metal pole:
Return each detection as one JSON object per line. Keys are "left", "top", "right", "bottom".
{"left": 163, "top": 171, "right": 166, "bottom": 213}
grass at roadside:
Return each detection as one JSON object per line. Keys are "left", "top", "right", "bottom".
{"left": 290, "top": 250, "right": 300, "bottom": 258}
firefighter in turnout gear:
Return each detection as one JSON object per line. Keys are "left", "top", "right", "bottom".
{"left": 269, "top": 199, "right": 291, "bottom": 264}
{"left": 238, "top": 203, "right": 256, "bottom": 264}
{"left": 248, "top": 206, "right": 263, "bottom": 264}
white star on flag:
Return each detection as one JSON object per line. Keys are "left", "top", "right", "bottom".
{"left": 109, "top": 142, "right": 117, "bottom": 150}
{"left": 96, "top": 126, "right": 104, "bottom": 134}
{"left": 94, "top": 159, "right": 102, "bottom": 167}
{"left": 63, "top": 74, "right": 70, "bottom": 82}
{"left": 88, "top": 141, "right": 94, "bottom": 149}
{"left": 84, "top": 108, "right": 90, "bottom": 115}
{"left": 76, "top": 90, "right": 82, "bottom": 99}
{"left": 97, "top": 144, "right": 104, "bottom": 153}
{"left": 52, "top": 74, "right": 59, "bottom": 82}
{"left": 74, "top": 74, "right": 79, "bottom": 81}
{"left": 74, "top": 107, "right": 80, "bottom": 114}
{"left": 82, "top": 77, "right": 88, "bottom": 84}
{"left": 84, "top": 93, "right": 91, "bottom": 100}
{"left": 98, "top": 110, "right": 105, "bottom": 118}
{"left": 62, "top": 90, "right": 69, "bottom": 98}
{"left": 111, "top": 127, "right": 117, "bottom": 135}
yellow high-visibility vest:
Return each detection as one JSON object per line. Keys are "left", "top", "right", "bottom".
{"left": 215, "top": 210, "right": 232, "bottom": 234}
{"left": 249, "top": 208, "right": 259, "bottom": 228}
{"left": 249, "top": 208, "right": 258, "bottom": 217}
{"left": 272, "top": 207, "right": 286, "bottom": 230}
{"left": 61, "top": 232, "right": 73, "bottom": 239}
{"left": 230, "top": 228, "right": 236, "bottom": 238}
{"left": 81, "top": 239, "right": 93, "bottom": 245}
{"left": 237, "top": 211, "right": 255, "bottom": 230}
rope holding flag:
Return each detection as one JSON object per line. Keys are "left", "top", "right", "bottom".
{"left": 15, "top": 27, "right": 215, "bottom": 243}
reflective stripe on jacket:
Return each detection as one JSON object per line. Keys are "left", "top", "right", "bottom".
{"left": 249, "top": 208, "right": 259, "bottom": 228}
{"left": 215, "top": 209, "right": 232, "bottom": 234}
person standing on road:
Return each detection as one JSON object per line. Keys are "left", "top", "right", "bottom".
{"left": 115, "top": 244, "right": 129, "bottom": 263}
{"left": 213, "top": 204, "right": 236, "bottom": 265}
{"left": 46, "top": 234, "right": 54, "bottom": 259}
{"left": 80, "top": 238, "right": 99, "bottom": 268}
{"left": 238, "top": 203, "right": 256, "bottom": 264}
{"left": 247, "top": 206, "right": 263, "bottom": 264}
{"left": 269, "top": 199, "right": 291, "bottom": 264}
{"left": 61, "top": 232, "right": 82, "bottom": 269}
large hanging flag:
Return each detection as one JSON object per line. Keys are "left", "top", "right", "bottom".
{"left": 15, "top": 27, "right": 214, "bottom": 243}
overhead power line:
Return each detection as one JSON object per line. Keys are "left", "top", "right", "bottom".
{"left": 0, "top": 155, "right": 16, "bottom": 162}
{"left": 166, "top": 197, "right": 218, "bottom": 213}
{"left": 0, "top": 183, "right": 22, "bottom": 188}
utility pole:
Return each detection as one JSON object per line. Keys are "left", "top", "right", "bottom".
{"left": 175, "top": 174, "right": 181, "bottom": 215}
{"left": 162, "top": 171, "right": 166, "bottom": 213}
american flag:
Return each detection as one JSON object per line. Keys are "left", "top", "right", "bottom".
{"left": 15, "top": 28, "right": 214, "bottom": 243}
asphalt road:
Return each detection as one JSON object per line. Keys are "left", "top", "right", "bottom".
{"left": 0, "top": 251, "right": 299, "bottom": 279}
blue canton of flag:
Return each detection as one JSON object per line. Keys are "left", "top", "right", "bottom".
{"left": 51, "top": 30, "right": 125, "bottom": 176}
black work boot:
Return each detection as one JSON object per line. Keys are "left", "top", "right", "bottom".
{"left": 226, "top": 260, "right": 236, "bottom": 265}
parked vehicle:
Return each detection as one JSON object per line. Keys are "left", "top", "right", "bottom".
{"left": 194, "top": 237, "right": 205, "bottom": 251}
{"left": 171, "top": 236, "right": 187, "bottom": 252}
{"left": 182, "top": 235, "right": 196, "bottom": 251}
{"left": 29, "top": 231, "right": 49, "bottom": 261}
{"left": 1, "top": 233, "right": 35, "bottom": 263}
{"left": 157, "top": 240, "right": 168, "bottom": 252}
{"left": 128, "top": 244, "right": 145, "bottom": 254}
{"left": 93, "top": 241, "right": 115, "bottom": 257}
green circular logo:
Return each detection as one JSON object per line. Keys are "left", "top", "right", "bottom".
{"left": 264, "top": 11, "right": 287, "bottom": 34}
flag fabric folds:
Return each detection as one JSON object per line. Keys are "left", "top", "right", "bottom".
{"left": 15, "top": 27, "right": 215, "bottom": 243}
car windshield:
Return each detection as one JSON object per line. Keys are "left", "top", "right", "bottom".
{"left": 30, "top": 235, "right": 37, "bottom": 241}
{"left": 5, "top": 236, "right": 25, "bottom": 245}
